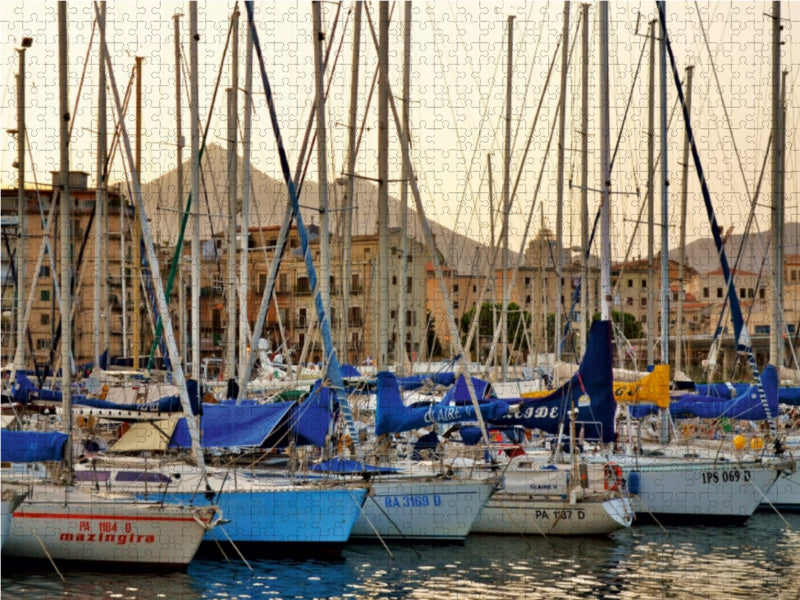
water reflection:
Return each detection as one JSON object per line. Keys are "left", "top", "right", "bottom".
{"left": 2, "top": 513, "right": 797, "bottom": 599}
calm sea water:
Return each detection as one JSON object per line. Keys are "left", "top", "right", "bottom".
{"left": 3, "top": 512, "right": 799, "bottom": 600}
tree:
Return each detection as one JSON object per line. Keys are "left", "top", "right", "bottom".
{"left": 460, "top": 302, "right": 532, "bottom": 353}
{"left": 592, "top": 310, "right": 643, "bottom": 340}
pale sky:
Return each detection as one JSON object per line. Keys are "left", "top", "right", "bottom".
{"left": 1, "top": 1, "right": 797, "bottom": 262}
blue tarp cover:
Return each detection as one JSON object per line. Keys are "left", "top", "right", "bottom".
{"left": 374, "top": 371, "right": 509, "bottom": 435}
{"left": 170, "top": 402, "right": 294, "bottom": 448}
{"left": 1, "top": 430, "right": 69, "bottom": 462}
{"left": 310, "top": 457, "right": 400, "bottom": 474}
{"left": 288, "top": 382, "right": 333, "bottom": 447}
{"left": 487, "top": 320, "right": 617, "bottom": 444}
{"left": 630, "top": 364, "right": 779, "bottom": 421}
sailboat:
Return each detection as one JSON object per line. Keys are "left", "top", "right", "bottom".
{"left": 1, "top": 430, "right": 219, "bottom": 570}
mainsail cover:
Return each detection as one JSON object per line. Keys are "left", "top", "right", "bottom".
{"left": 487, "top": 319, "right": 616, "bottom": 444}
{"left": 374, "top": 371, "right": 509, "bottom": 435}
{"left": 1, "top": 430, "right": 69, "bottom": 462}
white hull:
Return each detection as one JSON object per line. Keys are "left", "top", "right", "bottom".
{"left": 3, "top": 485, "right": 217, "bottom": 569}
{"left": 472, "top": 494, "right": 633, "bottom": 536}
{"left": 762, "top": 468, "right": 800, "bottom": 511}
{"left": 350, "top": 476, "right": 496, "bottom": 542}
{"left": 1, "top": 489, "right": 25, "bottom": 550}
{"left": 605, "top": 458, "right": 779, "bottom": 525}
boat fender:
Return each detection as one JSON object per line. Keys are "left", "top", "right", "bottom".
{"left": 579, "top": 463, "right": 589, "bottom": 489}
{"left": 603, "top": 462, "right": 623, "bottom": 492}
{"left": 627, "top": 471, "right": 640, "bottom": 495}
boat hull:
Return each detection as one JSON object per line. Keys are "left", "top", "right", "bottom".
{"left": 349, "top": 477, "right": 496, "bottom": 542}
{"left": 614, "top": 459, "right": 778, "bottom": 525}
{"left": 471, "top": 494, "right": 633, "bottom": 536}
{"left": 759, "top": 468, "right": 800, "bottom": 512}
{"left": 3, "top": 490, "right": 215, "bottom": 570}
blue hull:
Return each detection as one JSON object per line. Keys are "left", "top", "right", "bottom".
{"left": 167, "top": 486, "right": 367, "bottom": 546}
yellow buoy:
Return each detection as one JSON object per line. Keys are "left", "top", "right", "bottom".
{"left": 733, "top": 435, "right": 746, "bottom": 450}
{"left": 750, "top": 436, "right": 764, "bottom": 451}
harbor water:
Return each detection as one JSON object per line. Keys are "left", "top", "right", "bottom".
{"left": 2, "top": 512, "right": 798, "bottom": 599}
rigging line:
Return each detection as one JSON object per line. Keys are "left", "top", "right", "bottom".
{"left": 483, "top": 82, "right": 561, "bottom": 368}
{"left": 658, "top": 1, "right": 775, "bottom": 434}
{"left": 461, "top": 37, "right": 562, "bottom": 355}
{"left": 693, "top": 0, "right": 756, "bottom": 204}
{"left": 610, "top": 26, "right": 648, "bottom": 174}
{"left": 424, "top": 3, "right": 507, "bottom": 264}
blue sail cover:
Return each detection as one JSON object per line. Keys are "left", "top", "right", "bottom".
{"left": 170, "top": 402, "right": 293, "bottom": 449}
{"left": 310, "top": 457, "right": 400, "bottom": 474}
{"left": 487, "top": 320, "right": 616, "bottom": 444}
{"left": 394, "top": 372, "right": 457, "bottom": 391}
{"left": 1, "top": 430, "right": 69, "bottom": 462}
{"left": 630, "top": 364, "right": 779, "bottom": 421}
{"left": 374, "top": 371, "right": 509, "bottom": 435}
{"left": 441, "top": 374, "right": 492, "bottom": 404}
{"left": 12, "top": 373, "right": 203, "bottom": 415}
{"left": 287, "top": 382, "right": 334, "bottom": 447}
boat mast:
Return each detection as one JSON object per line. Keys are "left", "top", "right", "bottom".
{"left": 770, "top": 0, "right": 784, "bottom": 368}
{"left": 599, "top": 2, "right": 611, "bottom": 321}
{"left": 659, "top": 2, "right": 670, "bottom": 368}
{"left": 174, "top": 12, "right": 187, "bottom": 364}
{"left": 313, "top": 0, "right": 332, "bottom": 373}
{"left": 225, "top": 7, "right": 240, "bottom": 385}
{"left": 502, "top": 15, "right": 513, "bottom": 381}
{"left": 94, "top": 3, "right": 107, "bottom": 370}
{"left": 377, "top": 1, "right": 389, "bottom": 369}
{"left": 190, "top": 1, "right": 201, "bottom": 381}
{"left": 555, "top": 2, "right": 568, "bottom": 362}
{"left": 239, "top": 9, "right": 254, "bottom": 382}
{"left": 133, "top": 56, "right": 143, "bottom": 369}
{"left": 675, "top": 65, "right": 694, "bottom": 380}
{"left": 579, "top": 3, "right": 589, "bottom": 358}
{"left": 58, "top": 1, "right": 73, "bottom": 483}
{"left": 15, "top": 35, "right": 29, "bottom": 375}
{"left": 398, "top": 0, "right": 412, "bottom": 375}
{"left": 100, "top": 3, "right": 110, "bottom": 365}
{"left": 340, "top": 1, "right": 362, "bottom": 366}
{"left": 646, "top": 19, "right": 656, "bottom": 368}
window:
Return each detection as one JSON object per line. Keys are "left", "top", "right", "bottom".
{"left": 40, "top": 289, "right": 50, "bottom": 302}
{"left": 364, "top": 248, "right": 371, "bottom": 259}
{"left": 716, "top": 288, "right": 723, "bottom": 298}
{"left": 740, "top": 288, "right": 746, "bottom": 299}
{"left": 259, "top": 273, "right": 267, "bottom": 293}
{"left": 390, "top": 310, "right": 396, "bottom": 320}
{"left": 298, "top": 308, "right": 307, "bottom": 328}
{"left": 626, "top": 297, "right": 633, "bottom": 307}
{"left": 453, "top": 284, "right": 459, "bottom": 293}
{"left": 525, "top": 295, "right": 531, "bottom": 305}
{"left": 524, "top": 277, "right": 531, "bottom": 287}
{"left": 641, "top": 298, "right": 647, "bottom": 307}
{"left": 473, "top": 285, "right": 477, "bottom": 293}
{"left": 759, "top": 288, "right": 765, "bottom": 299}
{"left": 297, "top": 277, "right": 310, "bottom": 293}
{"left": 406, "top": 310, "right": 416, "bottom": 327}
{"left": 703, "top": 287, "right": 709, "bottom": 298}
{"left": 673, "top": 292, "right": 679, "bottom": 301}
{"left": 453, "top": 301, "right": 459, "bottom": 310}
{"left": 40, "top": 313, "right": 50, "bottom": 326}
{"left": 349, "top": 306, "right": 363, "bottom": 328}
{"left": 791, "top": 269, "right": 798, "bottom": 281}
{"left": 628, "top": 279, "right": 633, "bottom": 288}
{"left": 642, "top": 279, "right": 647, "bottom": 289}
{"left": 392, "top": 275, "right": 398, "bottom": 286}
{"left": 40, "top": 265, "right": 50, "bottom": 278}
{"left": 407, "top": 277, "right": 413, "bottom": 291}
{"left": 36, "top": 338, "right": 51, "bottom": 350}
{"left": 748, "top": 288, "right": 754, "bottom": 299}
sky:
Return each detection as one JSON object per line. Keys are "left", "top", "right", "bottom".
{"left": 0, "top": 1, "right": 797, "bottom": 262}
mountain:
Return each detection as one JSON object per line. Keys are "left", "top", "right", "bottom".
{"left": 140, "top": 143, "right": 504, "bottom": 275}
{"left": 670, "top": 223, "right": 800, "bottom": 274}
